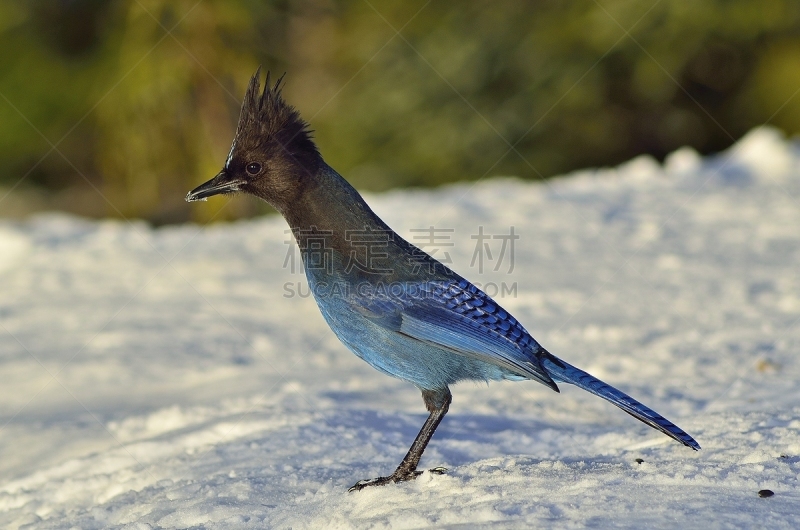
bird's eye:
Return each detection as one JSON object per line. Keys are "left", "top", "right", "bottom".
{"left": 246, "top": 162, "right": 262, "bottom": 175}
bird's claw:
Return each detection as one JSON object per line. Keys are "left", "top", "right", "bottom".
{"left": 348, "top": 467, "right": 447, "bottom": 492}
{"left": 348, "top": 476, "right": 397, "bottom": 492}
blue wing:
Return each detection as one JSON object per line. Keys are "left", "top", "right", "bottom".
{"left": 349, "top": 278, "right": 559, "bottom": 391}
{"left": 349, "top": 277, "right": 700, "bottom": 450}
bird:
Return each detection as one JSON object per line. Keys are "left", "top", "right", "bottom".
{"left": 186, "top": 69, "right": 700, "bottom": 492}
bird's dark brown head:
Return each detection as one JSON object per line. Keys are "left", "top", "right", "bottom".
{"left": 186, "top": 68, "right": 322, "bottom": 212}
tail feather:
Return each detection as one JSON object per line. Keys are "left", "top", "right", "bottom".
{"left": 542, "top": 354, "right": 700, "bottom": 450}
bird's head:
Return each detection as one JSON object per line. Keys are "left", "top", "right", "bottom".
{"left": 186, "top": 68, "right": 322, "bottom": 212}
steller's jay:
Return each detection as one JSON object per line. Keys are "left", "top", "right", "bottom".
{"left": 186, "top": 70, "right": 699, "bottom": 491}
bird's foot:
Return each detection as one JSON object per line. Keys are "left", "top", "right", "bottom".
{"left": 348, "top": 467, "right": 447, "bottom": 492}
{"left": 347, "top": 474, "right": 416, "bottom": 492}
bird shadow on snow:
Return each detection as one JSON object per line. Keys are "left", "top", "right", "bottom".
{"left": 317, "top": 393, "right": 592, "bottom": 470}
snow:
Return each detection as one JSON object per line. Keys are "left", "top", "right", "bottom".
{"left": 1, "top": 127, "right": 799, "bottom": 528}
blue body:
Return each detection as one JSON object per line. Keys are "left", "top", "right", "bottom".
{"left": 307, "top": 267, "right": 521, "bottom": 390}
{"left": 289, "top": 165, "right": 699, "bottom": 450}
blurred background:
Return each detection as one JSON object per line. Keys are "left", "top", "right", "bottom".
{"left": 0, "top": 0, "right": 798, "bottom": 224}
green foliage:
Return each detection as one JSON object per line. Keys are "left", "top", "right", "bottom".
{"left": 1, "top": 0, "right": 799, "bottom": 222}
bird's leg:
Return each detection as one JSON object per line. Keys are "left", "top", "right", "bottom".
{"left": 349, "top": 388, "right": 451, "bottom": 492}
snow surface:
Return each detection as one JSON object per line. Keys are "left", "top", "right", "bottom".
{"left": 1, "top": 128, "right": 800, "bottom": 528}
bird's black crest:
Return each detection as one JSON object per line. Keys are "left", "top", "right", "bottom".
{"left": 234, "top": 67, "right": 320, "bottom": 169}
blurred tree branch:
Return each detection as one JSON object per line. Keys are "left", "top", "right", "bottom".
{"left": 0, "top": 0, "right": 798, "bottom": 223}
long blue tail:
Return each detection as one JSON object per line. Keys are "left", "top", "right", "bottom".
{"left": 541, "top": 353, "right": 700, "bottom": 450}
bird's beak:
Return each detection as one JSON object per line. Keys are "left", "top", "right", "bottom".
{"left": 185, "top": 170, "right": 245, "bottom": 202}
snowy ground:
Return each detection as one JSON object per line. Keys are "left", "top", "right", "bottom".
{"left": 1, "top": 128, "right": 799, "bottom": 528}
